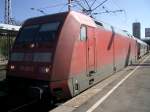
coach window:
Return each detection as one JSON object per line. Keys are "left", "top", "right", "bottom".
{"left": 80, "top": 26, "right": 87, "bottom": 41}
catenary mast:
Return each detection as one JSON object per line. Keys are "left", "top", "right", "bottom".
{"left": 4, "top": 0, "right": 12, "bottom": 24}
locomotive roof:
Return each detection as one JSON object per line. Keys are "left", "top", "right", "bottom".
{"left": 94, "top": 20, "right": 133, "bottom": 38}
{"left": 23, "top": 11, "right": 139, "bottom": 40}
{"left": 134, "top": 37, "right": 148, "bottom": 45}
{"left": 24, "top": 11, "right": 97, "bottom": 28}
{"left": 69, "top": 11, "right": 97, "bottom": 27}
{"left": 24, "top": 12, "right": 68, "bottom": 26}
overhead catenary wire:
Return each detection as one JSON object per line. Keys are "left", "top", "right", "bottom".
{"left": 30, "top": 0, "right": 125, "bottom": 17}
{"left": 90, "top": 0, "right": 97, "bottom": 8}
{"left": 83, "top": 0, "right": 91, "bottom": 10}
{"left": 73, "top": 0, "right": 125, "bottom": 19}
{"left": 93, "top": 9, "right": 124, "bottom": 15}
{"left": 73, "top": 0, "right": 88, "bottom": 12}
{"left": 72, "top": 0, "right": 110, "bottom": 16}
{"left": 102, "top": 6, "right": 109, "bottom": 13}
{"left": 92, "top": 0, "right": 109, "bottom": 11}
{"left": 111, "top": 0, "right": 128, "bottom": 23}
{"left": 33, "top": 0, "right": 85, "bottom": 12}
{"left": 38, "top": 2, "right": 68, "bottom": 9}
{"left": 30, "top": 8, "right": 47, "bottom": 15}
{"left": 30, "top": 2, "right": 69, "bottom": 14}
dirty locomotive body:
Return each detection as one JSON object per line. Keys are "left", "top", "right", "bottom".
{"left": 7, "top": 11, "right": 149, "bottom": 102}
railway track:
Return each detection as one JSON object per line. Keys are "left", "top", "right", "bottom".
{"left": 8, "top": 99, "right": 39, "bottom": 112}
{"left": 7, "top": 98, "right": 57, "bottom": 112}
{"left": 0, "top": 62, "right": 56, "bottom": 112}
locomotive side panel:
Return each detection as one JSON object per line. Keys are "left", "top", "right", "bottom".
{"left": 114, "top": 33, "right": 131, "bottom": 71}
{"left": 94, "top": 28, "right": 114, "bottom": 81}
{"left": 69, "top": 26, "right": 97, "bottom": 96}
{"left": 130, "top": 38, "right": 138, "bottom": 63}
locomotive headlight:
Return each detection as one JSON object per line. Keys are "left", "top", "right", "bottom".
{"left": 10, "top": 65, "right": 15, "bottom": 70}
{"left": 30, "top": 43, "right": 35, "bottom": 48}
{"left": 45, "top": 67, "right": 50, "bottom": 73}
{"left": 40, "top": 67, "right": 50, "bottom": 73}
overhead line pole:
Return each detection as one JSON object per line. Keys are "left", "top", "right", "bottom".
{"left": 68, "top": 0, "right": 71, "bottom": 11}
{"left": 4, "top": 0, "right": 12, "bottom": 24}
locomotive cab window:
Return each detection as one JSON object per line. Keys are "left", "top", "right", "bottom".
{"left": 15, "top": 22, "right": 60, "bottom": 43}
{"left": 16, "top": 25, "right": 39, "bottom": 43}
{"left": 36, "top": 22, "right": 60, "bottom": 42}
{"left": 80, "top": 26, "right": 87, "bottom": 41}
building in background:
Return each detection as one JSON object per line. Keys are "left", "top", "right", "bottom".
{"left": 145, "top": 28, "right": 150, "bottom": 38}
{"left": 132, "top": 22, "right": 141, "bottom": 39}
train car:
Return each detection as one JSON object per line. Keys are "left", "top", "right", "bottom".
{"left": 6, "top": 11, "right": 147, "bottom": 103}
{"left": 134, "top": 37, "right": 148, "bottom": 58}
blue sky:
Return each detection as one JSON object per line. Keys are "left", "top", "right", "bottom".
{"left": 0, "top": 0, "right": 150, "bottom": 38}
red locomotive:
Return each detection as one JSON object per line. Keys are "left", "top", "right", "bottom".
{"left": 7, "top": 11, "right": 149, "bottom": 102}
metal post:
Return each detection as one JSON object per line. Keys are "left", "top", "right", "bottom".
{"left": 68, "top": 0, "right": 71, "bottom": 11}
{"left": 4, "top": 0, "right": 12, "bottom": 24}
{"left": 4, "top": 0, "right": 8, "bottom": 23}
{"left": 8, "top": 0, "right": 12, "bottom": 24}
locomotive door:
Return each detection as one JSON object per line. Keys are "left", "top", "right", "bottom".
{"left": 72, "top": 26, "right": 96, "bottom": 96}
{"left": 87, "top": 27, "right": 96, "bottom": 77}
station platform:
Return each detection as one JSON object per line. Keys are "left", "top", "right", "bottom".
{"left": 50, "top": 54, "right": 150, "bottom": 112}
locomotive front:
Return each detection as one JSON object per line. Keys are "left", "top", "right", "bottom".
{"left": 6, "top": 12, "right": 68, "bottom": 102}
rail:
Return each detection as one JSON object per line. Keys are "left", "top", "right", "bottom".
{"left": 8, "top": 99, "right": 38, "bottom": 112}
